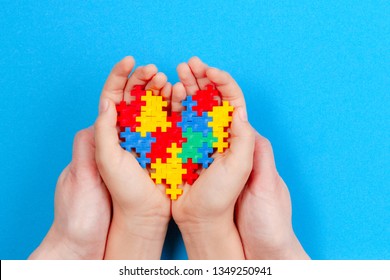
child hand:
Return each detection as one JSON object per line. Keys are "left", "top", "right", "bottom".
{"left": 171, "top": 57, "right": 255, "bottom": 259}
{"left": 29, "top": 127, "right": 111, "bottom": 259}
{"left": 94, "top": 57, "right": 171, "bottom": 259}
{"left": 235, "top": 132, "right": 310, "bottom": 259}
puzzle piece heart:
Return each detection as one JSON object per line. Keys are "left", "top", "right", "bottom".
{"left": 116, "top": 85, "right": 233, "bottom": 200}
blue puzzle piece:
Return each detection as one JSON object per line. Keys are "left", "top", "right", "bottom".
{"left": 192, "top": 112, "right": 212, "bottom": 137}
{"left": 134, "top": 132, "right": 156, "bottom": 154}
{"left": 177, "top": 117, "right": 192, "bottom": 131}
{"left": 181, "top": 96, "right": 198, "bottom": 121}
{"left": 120, "top": 128, "right": 142, "bottom": 152}
{"left": 137, "top": 152, "right": 151, "bottom": 168}
{"left": 197, "top": 142, "right": 214, "bottom": 168}
{"left": 182, "top": 96, "right": 197, "bottom": 110}
{"left": 120, "top": 128, "right": 156, "bottom": 168}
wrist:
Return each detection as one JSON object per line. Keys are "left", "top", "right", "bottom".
{"left": 104, "top": 209, "right": 169, "bottom": 259}
{"left": 178, "top": 218, "right": 245, "bottom": 260}
{"left": 243, "top": 230, "right": 310, "bottom": 260}
{"left": 112, "top": 209, "right": 169, "bottom": 242}
{"left": 113, "top": 198, "right": 171, "bottom": 230}
{"left": 278, "top": 233, "right": 310, "bottom": 260}
{"left": 29, "top": 224, "right": 103, "bottom": 260}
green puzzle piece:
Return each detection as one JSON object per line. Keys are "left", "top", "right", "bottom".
{"left": 179, "top": 128, "right": 217, "bottom": 164}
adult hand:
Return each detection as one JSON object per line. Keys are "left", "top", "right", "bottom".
{"left": 29, "top": 127, "right": 111, "bottom": 259}
{"left": 236, "top": 132, "right": 310, "bottom": 259}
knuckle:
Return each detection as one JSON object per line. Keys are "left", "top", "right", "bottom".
{"left": 73, "top": 129, "right": 90, "bottom": 145}
{"left": 257, "top": 135, "right": 273, "bottom": 153}
{"left": 246, "top": 127, "right": 256, "bottom": 140}
{"left": 158, "top": 72, "right": 167, "bottom": 82}
{"left": 223, "top": 70, "right": 232, "bottom": 79}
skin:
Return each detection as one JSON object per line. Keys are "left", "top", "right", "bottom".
{"left": 235, "top": 133, "right": 310, "bottom": 259}
{"left": 95, "top": 56, "right": 256, "bottom": 259}
{"left": 172, "top": 57, "right": 309, "bottom": 259}
{"left": 30, "top": 56, "right": 309, "bottom": 260}
{"left": 29, "top": 127, "right": 111, "bottom": 259}
{"left": 171, "top": 57, "right": 255, "bottom": 259}
{"left": 94, "top": 57, "right": 171, "bottom": 259}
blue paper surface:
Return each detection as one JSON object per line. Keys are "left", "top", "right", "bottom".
{"left": 0, "top": 0, "right": 389, "bottom": 259}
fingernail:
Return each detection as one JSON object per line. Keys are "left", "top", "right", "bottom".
{"left": 99, "top": 98, "right": 109, "bottom": 114}
{"left": 238, "top": 107, "right": 248, "bottom": 122}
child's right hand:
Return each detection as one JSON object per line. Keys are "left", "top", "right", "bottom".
{"left": 235, "top": 132, "right": 310, "bottom": 259}
{"left": 94, "top": 57, "right": 171, "bottom": 259}
{"left": 171, "top": 57, "right": 255, "bottom": 259}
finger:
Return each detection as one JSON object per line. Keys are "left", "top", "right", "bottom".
{"left": 187, "top": 56, "right": 211, "bottom": 90}
{"left": 144, "top": 72, "right": 168, "bottom": 95}
{"left": 94, "top": 98, "right": 123, "bottom": 167}
{"left": 243, "top": 131, "right": 285, "bottom": 195}
{"left": 123, "top": 64, "right": 158, "bottom": 102}
{"left": 206, "top": 68, "right": 246, "bottom": 111}
{"left": 101, "top": 56, "right": 135, "bottom": 103}
{"left": 172, "top": 82, "right": 187, "bottom": 112}
{"left": 177, "top": 62, "right": 199, "bottom": 95}
{"left": 225, "top": 107, "right": 255, "bottom": 176}
{"left": 72, "top": 127, "right": 95, "bottom": 164}
{"left": 161, "top": 82, "right": 172, "bottom": 107}
{"left": 254, "top": 132, "right": 277, "bottom": 175}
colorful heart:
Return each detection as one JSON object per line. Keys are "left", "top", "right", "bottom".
{"left": 116, "top": 85, "right": 233, "bottom": 200}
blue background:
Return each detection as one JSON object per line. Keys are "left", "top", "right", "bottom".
{"left": 0, "top": 0, "right": 389, "bottom": 260}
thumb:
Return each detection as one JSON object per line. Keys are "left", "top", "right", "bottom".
{"left": 94, "top": 98, "right": 122, "bottom": 166}
{"left": 225, "top": 107, "right": 255, "bottom": 173}
{"left": 72, "top": 127, "right": 95, "bottom": 165}
{"left": 247, "top": 132, "right": 283, "bottom": 193}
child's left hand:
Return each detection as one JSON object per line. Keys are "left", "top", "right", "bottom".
{"left": 94, "top": 57, "right": 172, "bottom": 259}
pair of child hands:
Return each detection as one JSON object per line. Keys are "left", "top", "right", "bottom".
{"left": 29, "top": 57, "right": 309, "bottom": 260}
